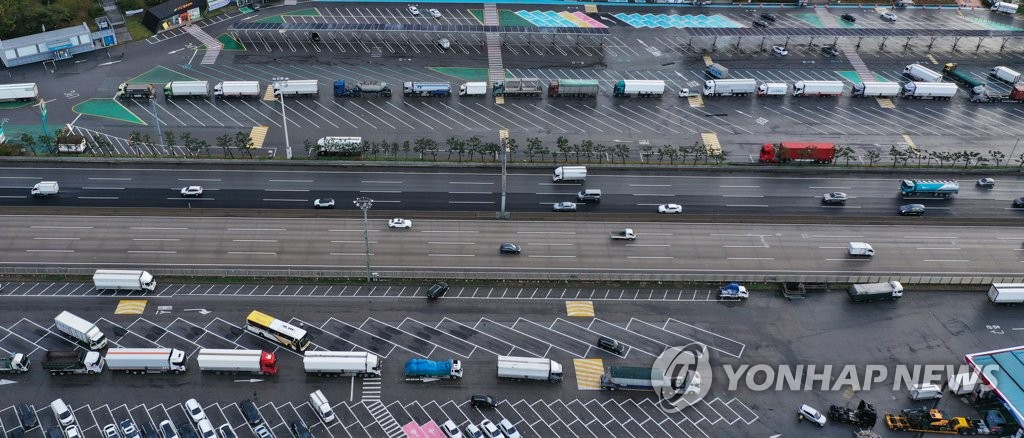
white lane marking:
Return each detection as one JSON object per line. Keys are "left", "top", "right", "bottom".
{"left": 720, "top": 185, "right": 760, "bottom": 188}
{"left": 629, "top": 184, "right": 671, "bottom": 187}
{"left": 626, "top": 244, "right": 670, "bottom": 247}
{"left": 450, "top": 181, "right": 494, "bottom": 185}
{"left": 527, "top": 243, "right": 573, "bottom": 246}
{"left": 449, "top": 191, "right": 492, "bottom": 195}
{"left": 359, "top": 190, "right": 402, "bottom": 193}
{"left": 427, "top": 254, "right": 474, "bottom": 257}
{"left": 31, "top": 226, "right": 93, "bottom": 229}
{"left": 449, "top": 201, "right": 494, "bottom": 204}
{"left": 26, "top": 249, "right": 74, "bottom": 252}
{"left": 923, "top": 259, "right": 969, "bottom": 262}
{"left": 528, "top": 255, "right": 576, "bottom": 258}
{"left": 262, "top": 198, "right": 309, "bottom": 202}
{"left": 809, "top": 186, "right": 851, "bottom": 189}
{"left": 723, "top": 245, "right": 765, "bottom": 248}
{"left": 362, "top": 180, "right": 402, "bottom": 184}
{"left": 903, "top": 236, "right": 958, "bottom": 239}
{"left": 166, "top": 197, "right": 215, "bottom": 200}
{"left": 421, "top": 231, "right": 479, "bottom": 233}
{"left": 633, "top": 193, "right": 675, "bottom": 197}
{"left": 81, "top": 187, "right": 126, "bottom": 190}
{"left": 78, "top": 196, "right": 119, "bottom": 200}
{"left": 627, "top": 256, "right": 674, "bottom": 259}
{"left": 722, "top": 195, "right": 765, "bottom": 198}
{"left": 725, "top": 204, "right": 770, "bottom": 207}
{"left": 127, "top": 250, "right": 177, "bottom": 254}
{"left": 330, "top": 240, "right": 379, "bottom": 244}
{"left": 808, "top": 235, "right": 864, "bottom": 238}
{"left": 263, "top": 189, "right": 311, "bottom": 192}
{"left": 825, "top": 258, "right": 872, "bottom": 261}
{"left": 330, "top": 252, "right": 376, "bottom": 256}
{"left": 916, "top": 247, "right": 961, "bottom": 250}
{"left": 517, "top": 231, "right": 576, "bottom": 234}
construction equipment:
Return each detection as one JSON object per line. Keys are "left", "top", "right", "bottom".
{"left": 884, "top": 408, "right": 984, "bottom": 434}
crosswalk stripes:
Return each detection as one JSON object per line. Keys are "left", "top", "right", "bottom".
{"left": 876, "top": 97, "right": 895, "bottom": 109}
{"left": 700, "top": 132, "right": 722, "bottom": 158}
{"left": 361, "top": 377, "right": 382, "bottom": 402}
{"left": 565, "top": 301, "right": 595, "bottom": 317}
{"left": 364, "top": 400, "right": 404, "bottom": 438}
{"left": 687, "top": 94, "right": 704, "bottom": 108}
{"left": 248, "top": 126, "right": 269, "bottom": 149}
{"left": 573, "top": 358, "right": 604, "bottom": 390}
{"left": 114, "top": 300, "right": 147, "bottom": 315}
{"left": 183, "top": 25, "right": 223, "bottom": 65}
{"left": 262, "top": 85, "right": 277, "bottom": 101}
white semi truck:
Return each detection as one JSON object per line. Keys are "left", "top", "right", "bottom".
{"left": 552, "top": 166, "right": 586, "bottom": 182}
{"left": 612, "top": 80, "right": 665, "bottom": 97}
{"left": 988, "top": 283, "right": 1024, "bottom": 304}
{"left": 851, "top": 82, "right": 901, "bottom": 97}
{"left": 792, "top": 80, "right": 844, "bottom": 97}
{"left": 54, "top": 311, "right": 108, "bottom": 350}
{"left": 105, "top": 348, "right": 187, "bottom": 374}
{"left": 274, "top": 80, "right": 320, "bottom": 97}
{"left": 702, "top": 79, "right": 756, "bottom": 96}
{"left": 0, "top": 83, "right": 39, "bottom": 102}
{"left": 196, "top": 349, "right": 278, "bottom": 375}
{"left": 303, "top": 351, "right": 382, "bottom": 377}
{"left": 0, "top": 353, "right": 30, "bottom": 374}
{"left": 901, "top": 82, "right": 958, "bottom": 100}
{"left": 497, "top": 356, "right": 563, "bottom": 382}
{"left": 214, "top": 81, "right": 261, "bottom": 98}
{"left": 163, "top": 81, "right": 211, "bottom": 98}
{"left": 903, "top": 64, "right": 944, "bottom": 82}
{"left": 93, "top": 270, "right": 157, "bottom": 292}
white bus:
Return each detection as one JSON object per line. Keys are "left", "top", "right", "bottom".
{"left": 245, "top": 310, "right": 311, "bottom": 352}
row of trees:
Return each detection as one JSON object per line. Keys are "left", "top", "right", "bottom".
{"left": 830, "top": 145, "right": 1017, "bottom": 168}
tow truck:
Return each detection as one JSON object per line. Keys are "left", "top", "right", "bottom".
{"left": 885, "top": 408, "right": 988, "bottom": 434}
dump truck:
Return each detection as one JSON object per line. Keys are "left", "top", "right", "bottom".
{"left": 792, "top": 80, "right": 844, "bottom": 97}
{"left": 885, "top": 408, "right": 985, "bottom": 434}
{"left": 303, "top": 351, "right": 382, "bottom": 377}
{"left": 828, "top": 400, "right": 877, "bottom": 428}
{"left": 899, "top": 179, "right": 959, "bottom": 198}
{"left": 610, "top": 229, "right": 637, "bottom": 241}
{"left": 993, "top": 1, "right": 1019, "bottom": 13}
{"left": 196, "top": 349, "right": 278, "bottom": 375}
{"left": 214, "top": 81, "right": 260, "bottom": 98}
{"left": 116, "top": 83, "right": 155, "bottom": 100}
{"left": 459, "top": 82, "right": 487, "bottom": 96}
{"left": 970, "top": 84, "right": 1024, "bottom": 103}
{"left": 163, "top": 81, "right": 210, "bottom": 98}
{"left": 988, "top": 283, "right": 1024, "bottom": 304}
{"left": 702, "top": 79, "right": 756, "bottom": 97}
{"left": 41, "top": 351, "right": 105, "bottom": 376}
{"left": 991, "top": 65, "right": 1022, "bottom": 84}
{"left": 548, "top": 79, "right": 600, "bottom": 97}
{"left": 705, "top": 63, "right": 729, "bottom": 79}
{"left": 903, "top": 64, "right": 943, "bottom": 82}
{"left": 404, "top": 358, "right": 463, "bottom": 381}
{"left": 759, "top": 142, "right": 835, "bottom": 164}
{"left": 273, "top": 79, "right": 319, "bottom": 97}
{"left": 492, "top": 78, "right": 543, "bottom": 97}
{"left": 902, "top": 82, "right": 958, "bottom": 100}
{"left": 333, "top": 80, "right": 392, "bottom": 97}
{"left": 403, "top": 82, "right": 451, "bottom": 97}
{"left": 0, "top": 353, "right": 30, "bottom": 374}
{"left": 942, "top": 63, "right": 985, "bottom": 89}
{"left": 93, "top": 269, "right": 156, "bottom": 292}
{"left": 105, "top": 348, "right": 187, "bottom": 374}
{"left": 0, "top": 83, "right": 39, "bottom": 102}
{"left": 497, "top": 356, "right": 563, "bottom": 382}
{"left": 851, "top": 82, "right": 901, "bottom": 97}
{"left": 612, "top": 80, "right": 665, "bottom": 97}
{"left": 54, "top": 311, "right": 108, "bottom": 350}
{"left": 848, "top": 281, "right": 903, "bottom": 302}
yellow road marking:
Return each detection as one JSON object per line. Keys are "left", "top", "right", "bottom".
{"left": 262, "top": 85, "right": 277, "bottom": 101}
{"left": 926, "top": 54, "right": 938, "bottom": 65}
{"left": 688, "top": 94, "right": 704, "bottom": 108}
{"left": 701, "top": 132, "right": 722, "bottom": 157}
{"left": 114, "top": 300, "right": 147, "bottom": 315}
{"left": 876, "top": 97, "right": 895, "bottom": 109}
{"left": 249, "top": 126, "right": 269, "bottom": 149}
{"left": 702, "top": 54, "right": 713, "bottom": 67}
{"left": 566, "top": 301, "right": 595, "bottom": 317}
{"left": 584, "top": 4, "right": 598, "bottom": 13}
{"left": 574, "top": 358, "right": 604, "bottom": 390}
{"left": 901, "top": 134, "right": 919, "bottom": 153}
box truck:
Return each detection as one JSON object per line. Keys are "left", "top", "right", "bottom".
{"left": 552, "top": 166, "right": 587, "bottom": 182}
{"left": 901, "top": 82, "right": 958, "bottom": 100}
{"left": 991, "top": 66, "right": 1022, "bottom": 84}
{"left": 105, "top": 348, "right": 187, "bottom": 374}
{"left": 612, "top": 80, "right": 665, "bottom": 97}
{"left": 459, "top": 82, "right": 487, "bottom": 96}
{"left": 309, "top": 390, "right": 336, "bottom": 423}
{"left": 164, "top": 81, "right": 210, "bottom": 98}
{"left": 792, "top": 80, "right": 844, "bottom": 97}
{"left": 848, "top": 242, "right": 875, "bottom": 257}
{"left": 303, "top": 351, "right": 382, "bottom": 377}
{"left": 93, "top": 270, "right": 157, "bottom": 292}
{"left": 848, "top": 281, "right": 903, "bottom": 302}
{"left": 273, "top": 80, "right": 319, "bottom": 97}
{"left": 496, "top": 356, "right": 563, "bottom": 382}
{"left": 702, "top": 79, "right": 756, "bottom": 97}
{"left": 547, "top": 79, "right": 600, "bottom": 98}
{"left": 909, "top": 383, "right": 943, "bottom": 400}
{"left": 0, "top": 83, "right": 39, "bottom": 102}
{"left": 54, "top": 311, "right": 108, "bottom": 350}
{"left": 705, "top": 63, "right": 729, "bottom": 79}
{"left": 31, "top": 181, "right": 59, "bottom": 197}
{"left": 403, "top": 358, "right": 463, "bottom": 381}
{"left": 0, "top": 353, "right": 30, "bottom": 374}
{"left": 903, "top": 64, "right": 943, "bottom": 82}
{"left": 757, "top": 82, "right": 787, "bottom": 96}
{"left": 41, "top": 351, "right": 105, "bottom": 375}
{"left": 196, "top": 349, "right": 278, "bottom": 375}
{"left": 988, "top": 283, "right": 1024, "bottom": 304}
{"left": 851, "top": 82, "right": 901, "bottom": 97}
{"left": 213, "top": 81, "right": 260, "bottom": 98}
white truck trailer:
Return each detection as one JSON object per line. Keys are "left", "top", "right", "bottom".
{"left": 93, "top": 270, "right": 157, "bottom": 292}
{"left": 497, "top": 356, "right": 563, "bottom": 382}
{"left": 612, "top": 80, "right": 665, "bottom": 97}
{"left": 54, "top": 311, "right": 108, "bottom": 350}
{"left": 992, "top": 1, "right": 1019, "bottom": 13}
{"left": 792, "top": 80, "right": 844, "bottom": 97}
{"left": 163, "top": 81, "right": 210, "bottom": 98}
{"left": 552, "top": 166, "right": 587, "bottom": 182}
{"left": 214, "top": 81, "right": 261, "bottom": 98}
{"left": 196, "top": 349, "right": 278, "bottom": 375}
{"left": 757, "top": 82, "right": 787, "bottom": 96}
{"left": 903, "top": 64, "right": 944, "bottom": 82}
{"left": 0, "top": 83, "right": 39, "bottom": 102}
{"left": 851, "top": 82, "right": 901, "bottom": 97}
{"left": 901, "top": 82, "right": 958, "bottom": 99}
{"left": 459, "top": 82, "right": 487, "bottom": 96}
{"left": 988, "top": 283, "right": 1024, "bottom": 304}
{"left": 105, "top": 348, "right": 187, "bottom": 374}
{"left": 991, "top": 66, "right": 1022, "bottom": 84}
{"left": 303, "top": 351, "right": 382, "bottom": 377}
{"left": 702, "top": 79, "right": 756, "bottom": 96}
{"left": 31, "top": 181, "right": 59, "bottom": 197}
{"left": 273, "top": 79, "right": 319, "bottom": 97}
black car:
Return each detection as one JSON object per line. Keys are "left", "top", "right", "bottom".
{"left": 7, "top": 428, "right": 26, "bottom": 438}
{"left": 752, "top": 19, "right": 768, "bottom": 27}
{"left": 470, "top": 394, "right": 497, "bottom": 408}
{"left": 141, "top": 423, "right": 160, "bottom": 438}
{"left": 45, "top": 427, "right": 63, "bottom": 438}
{"left": 499, "top": 243, "right": 521, "bottom": 255}
{"left": 821, "top": 46, "right": 839, "bottom": 57}
{"left": 239, "top": 400, "right": 263, "bottom": 426}
{"left": 1015, "top": 197, "right": 1024, "bottom": 208}
{"left": 178, "top": 424, "right": 198, "bottom": 438}
{"left": 841, "top": 13, "right": 856, "bottom": 22}
{"left": 290, "top": 422, "right": 312, "bottom": 438}
{"left": 16, "top": 404, "right": 37, "bottom": 430}
{"left": 760, "top": 13, "right": 777, "bottom": 22}
{"left": 597, "top": 336, "right": 625, "bottom": 355}
{"left": 898, "top": 204, "right": 926, "bottom": 216}
{"left": 426, "top": 281, "right": 449, "bottom": 300}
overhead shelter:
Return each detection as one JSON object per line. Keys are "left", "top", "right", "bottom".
{"left": 965, "top": 345, "right": 1024, "bottom": 431}
{"left": 685, "top": 26, "right": 1024, "bottom": 52}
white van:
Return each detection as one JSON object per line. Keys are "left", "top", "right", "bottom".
{"left": 51, "top": 399, "right": 76, "bottom": 426}
{"left": 909, "top": 383, "right": 943, "bottom": 400}
{"left": 848, "top": 242, "right": 875, "bottom": 257}
{"left": 309, "top": 390, "right": 335, "bottom": 423}
{"left": 576, "top": 189, "right": 602, "bottom": 203}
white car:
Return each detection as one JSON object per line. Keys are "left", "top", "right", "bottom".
{"left": 880, "top": 11, "right": 898, "bottom": 21}
{"left": 772, "top": 45, "right": 788, "bottom": 56}
{"left": 313, "top": 198, "right": 335, "bottom": 208}
{"left": 977, "top": 177, "right": 995, "bottom": 188}
{"left": 103, "top": 424, "right": 120, "bottom": 438}
{"left": 388, "top": 218, "right": 413, "bottom": 229}
{"left": 440, "top": 420, "right": 463, "bottom": 438}
{"left": 65, "top": 426, "right": 83, "bottom": 438}
{"left": 552, "top": 201, "right": 577, "bottom": 212}
{"left": 428, "top": 8, "right": 442, "bottom": 18}
{"left": 407, "top": 5, "right": 420, "bottom": 15}
{"left": 658, "top": 204, "right": 682, "bottom": 214}
{"left": 436, "top": 38, "right": 451, "bottom": 50}
{"left": 497, "top": 419, "right": 520, "bottom": 438}
{"left": 180, "top": 186, "right": 203, "bottom": 197}
{"left": 463, "top": 424, "right": 483, "bottom": 438}
{"left": 196, "top": 420, "right": 216, "bottom": 438}
{"left": 822, "top": 192, "right": 848, "bottom": 205}
{"left": 798, "top": 404, "right": 826, "bottom": 427}
{"left": 184, "top": 398, "right": 206, "bottom": 423}
{"left": 678, "top": 88, "right": 691, "bottom": 97}
{"left": 478, "top": 420, "right": 503, "bottom": 438}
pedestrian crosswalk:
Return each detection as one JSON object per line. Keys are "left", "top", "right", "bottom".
{"left": 573, "top": 358, "right": 604, "bottom": 390}
{"left": 877, "top": 97, "right": 896, "bottom": 109}
{"left": 249, "top": 126, "right": 269, "bottom": 149}
{"left": 262, "top": 85, "right": 277, "bottom": 101}
{"left": 184, "top": 25, "right": 223, "bottom": 65}
{"left": 114, "top": 299, "right": 147, "bottom": 315}
{"left": 687, "top": 94, "right": 704, "bottom": 108}
{"left": 362, "top": 377, "right": 382, "bottom": 402}
{"left": 364, "top": 400, "right": 404, "bottom": 438}
{"left": 565, "top": 301, "right": 595, "bottom": 317}
{"left": 701, "top": 132, "right": 722, "bottom": 158}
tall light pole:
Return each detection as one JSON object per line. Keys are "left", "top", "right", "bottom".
{"left": 1011, "top": 137, "right": 1021, "bottom": 166}
{"left": 498, "top": 129, "right": 509, "bottom": 219}
{"left": 353, "top": 197, "right": 373, "bottom": 283}
{"left": 272, "top": 77, "right": 292, "bottom": 159}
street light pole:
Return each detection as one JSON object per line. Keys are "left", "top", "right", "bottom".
{"left": 498, "top": 129, "right": 509, "bottom": 219}
{"left": 272, "top": 77, "right": 292, "bottom": 159}
{"left": 353, "top": 197, "right": 374, "bottom": 283}
{"left": 1011, "top": 137, "right": 1021, "bottom": 166}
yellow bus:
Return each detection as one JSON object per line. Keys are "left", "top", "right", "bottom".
{"left": 245, "top": 310, "right": 311, "bottom": 352}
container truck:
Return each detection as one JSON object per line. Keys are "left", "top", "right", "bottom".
{"left": 93, "top": 269, "right": 156, "bottom": 292}
{"left": 970, "top": 84, "right": 1024, "bottom": 103}
{"left": 991, "top": 66, "right": 1022, "bottom": 84}
{"left": 600, "top": 366, "right": 678, "bottom": 390}
{"left": 403, "top": 82, "right": 451, "bottom": 97}
{"left": 116, "top": 83, "right": 155, "bottom": 100}
{"left": 163, "top": 81, "right": 210, "bottom": 98}
{"left": 303, "top": 351, "right": 382, "bottom": 377}
{"left": 333, "top": 80, "right": 392, "bottom": 97}
{"left": 0, "top": 83, "right": 39, "bottom": 102}
{"left": 54, "top": 311, "right": 108, "bottom": 350}
{"left": 547, "top": 79, "right": 600, "bottom": 98}
{"left": 992, "top": 1, "right": 1019, "bottom": 13}
{"left": 612, "top": 80, "right": 665, "bottom": 97}
{"left": 942, "top": 63, "right": 985, "bottom": 89}
{"left": 988, "top": 283, "right": 1024, "bottom": 304}
{"left": 41, "top": 351, "right": 105, "bottom": 375}
{"left": 31, "top": 181, "right": 59, "bottom": 197}
{"left": 104, "top": 348, "right": 187, "bottom": 374}
{"left": 903, "top": 64, "right": 943, "bottom": 82}
{"left": 756, "top": 82, "right": 787, "bottom": 96}
{"left": 196, "top": 349, "right": 277, "bottom": 375}
{"left": 497, "top": 356, "right": 563, "bottom": 382}
{"left": 901, "top": 82, "right": 958, "bottom": 100}
{"left": 851, "top": 82, "right": 901, "bottom": 97}
{"left": 213, "top": 81, "right": 260, "bottom": 99}
{"left": 552, "top": 166, "right": 586, "bottom": 182}
{"left": 459, "top": 82, "right": 487, "bottom": 96}
{"left": 792, "top": 80, "right": 844, "bottom": 97}
{"left": 492, "top": 78, "right": 543, "bottom": 97}
{"left": 309, "top": 390, "right": 336, "bottom": 423}
{"left": 273, "top": 79, "right": 319, "bottom": 97}
{"left": 847, "top": 281, "right": 904, "bottom": 302}
{"left": 759, "top": 142, "right": 835, "bottom": 164}
{"left": 0, "top": 353, "right": 30, "bottom": 373}
{"left": 702, "top": 79, "right": 756, "bottom": 97}
{"left": 899, "top": 179, "right": 959, "bottom": 198}
{"left": 403, "top": 358, "right": 462, "bottom": 381}
{"left": 705, "top": 63, "right": 729, "bottom": 79}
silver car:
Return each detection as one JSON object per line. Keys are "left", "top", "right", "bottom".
{"left": 553, "top": 201, "right": 577, "bottom": 212}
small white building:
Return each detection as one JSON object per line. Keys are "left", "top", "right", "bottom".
{"left": 0, "top": 22, "right": 117, "bottom": 68}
